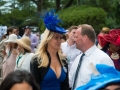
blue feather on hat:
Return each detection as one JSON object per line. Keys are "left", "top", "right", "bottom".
{"left": 40, "top": 10, "right": 66, "bottom": 34}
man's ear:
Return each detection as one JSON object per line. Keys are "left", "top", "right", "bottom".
{"left": 83, "top": 35, "right": 87, "bottom": 41}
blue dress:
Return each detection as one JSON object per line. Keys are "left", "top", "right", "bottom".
{"left": 40, "top": 67, "right": 66, "bottom": 90}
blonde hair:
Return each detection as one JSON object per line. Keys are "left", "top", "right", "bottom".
{"left": 36, "top": 29, "right": 66, "bottom": 68}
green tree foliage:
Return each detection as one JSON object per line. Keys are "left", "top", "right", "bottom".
{"left": 80, "top": 0, "right": 119, "bottom": 28}
{"left": 105, "top": 17, "right": 117, "bottom": 29}
{"left": 115, "top": 1, "right": 120, "bottom": 27}
{"left": 0, "top": 8, "right": 36, "bottom": 26}
{"left": 0, "top": 0, "right": 119, "bottom": 31}
{"left": 58, "top": 5, "right": 107, "bottom": 33}
{"left": 39, "top": 5, "right": 107, "bottom": 33}
{"left": 0, "top": 1, "right": 6, "bottom": 6}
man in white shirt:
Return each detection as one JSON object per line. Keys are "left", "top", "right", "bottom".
{"left": 69, "top": 24, "right": 114, "bottom": 90}
{"left": 61, "top": 26, "right": 81, "bottom": 72}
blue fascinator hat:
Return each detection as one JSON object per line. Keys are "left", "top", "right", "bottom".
{"left": 41, "top": 10, "right": 66, "bottom": 34}
{"left": 76, "top": 64, "right": 120, "bottom": 90}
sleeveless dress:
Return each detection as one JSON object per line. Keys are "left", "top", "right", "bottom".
{"left": 40, "top": 67, "right": 66, "bottom": 90}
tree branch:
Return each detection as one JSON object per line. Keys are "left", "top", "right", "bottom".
{"left": 31, "top": 0, "right": 37, "bottom": 5}
{"left": 63, "top": 0, "right": 74, "bottom": 9}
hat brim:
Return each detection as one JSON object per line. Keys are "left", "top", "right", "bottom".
{"left": 16, "top": 39, "right": 31, "bottom": 52}
{"left": 76, "top": 78, "right": 120, "bottom": 90}
{"left": 98, "top": 33, "right": 120, "bottom": 47}
{"left": 5, "top": 40, "right": 16, "bottom": 43}
{"left": 103, "top": 36, "right": 120, "bottom": 46}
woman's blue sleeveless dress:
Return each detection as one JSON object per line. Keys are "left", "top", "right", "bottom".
{"left": 40, "top": 67, "right": 66, "bottom": 90}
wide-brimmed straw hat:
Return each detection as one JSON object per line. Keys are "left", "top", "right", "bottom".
{"left": 16, "top": 37, "right": 31, "bottom": 51}
{"left": 98, "top": 29, "right": 120, "bottom": 47}
{"left": 5, "top": 34, "right": 17, "bottom": 43}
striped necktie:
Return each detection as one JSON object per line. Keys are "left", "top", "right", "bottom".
{"left": 72, "top": 53, "right": 85, "bottom": 90}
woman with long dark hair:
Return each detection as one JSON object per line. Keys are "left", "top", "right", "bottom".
{"left": 0, "top": 70, "right": 39, "bottom": 90}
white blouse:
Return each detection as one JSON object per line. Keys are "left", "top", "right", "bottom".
{"left": 14, "top": 53, "right": 34, "bottom": 72}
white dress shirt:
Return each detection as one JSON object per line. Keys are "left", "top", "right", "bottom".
{"left": 14, "top": 53, "right": 34, "bottom": 72}
{"left": 69, "top": 45, "right": 114, "bottom": 89}
{"left": 61, "top": 41, "right": 81, "bottom": 71}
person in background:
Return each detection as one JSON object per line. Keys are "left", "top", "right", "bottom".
{"left": 36, "top": 33, "right": 40, "bottom": 41}
{"left": 61, "top": 25, "right": 81, "bottom": 72}
{"left": 97, "top": 27, "right": 110, "bottom": 49}
{"left": 69, "top": 24, "right": 114, "bottom": 90}
{"left": 0, "top": 70, "right": 40, "bottom": 90}
{"left": 0, "top": 26, "right": 17, "bottom": 57}
{"left": 30, "top": 10, "right": 69, "bottom": 90}
{"left": 61, "top": 34, "right": 67, "bottom": 43}
{"left": 76, "top": 64, "right": 120, "bottom": 90}
{"left": 6, "top": 26, "right": 17, "bottom": 36}
{"left": 23, "top": 26, "right": 38, "bottom": 53}
{"left": 14, "top": 37, "right": 34, "bottom": 72}
{"left": 0, "top": 26, "right": 7, "bottom": 78}
{"left": 2, "top": 34, "right": 18, "bottom": 79}
{"left": 14, "top": 26, "right": 21, "bottom": 39}
{"left": 99, "top": 29, "right": 120, "bottom": 71}
{"left": 60, "top": 30, "right": 68, "bottom": 43}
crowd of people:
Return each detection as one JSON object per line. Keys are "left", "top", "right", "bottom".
{"left": 0, "top": 10, "right": 120, "bottom": 90}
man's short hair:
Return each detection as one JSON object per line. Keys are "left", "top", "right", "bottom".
{"left": 25, "top": 26, "right": 31, "bottom": 30}
{"left": 78, "top": 24, "right": 96, "bottom": 43}
{"left": 68, "top": 25, "right": 78, "bottom": 32}
{"left": 6, "top": 26, "right": 14, "bottom": 36}
{"left": 14, "top": 26, "right": 19, "bottom": 31}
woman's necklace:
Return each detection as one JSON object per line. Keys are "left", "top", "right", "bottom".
{"left": 108, "top": 49, "right": 119, "bottom": 60}
{"left": 111, "top": 52, "right": 119, "bottom": 60}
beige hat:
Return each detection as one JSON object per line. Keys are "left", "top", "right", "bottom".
{"left": 5, "top": 34, "right": 17, "bottom": 43}
{"left": 102, "top": 27, "right": 110, "bottom": 32}
{"left": 16, "top": 37, "right": 31, "bottom": 51}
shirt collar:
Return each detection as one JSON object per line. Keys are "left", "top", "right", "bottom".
{"left": 66, "top": 40, "right": 76, "bottom": 47}
{"left": 84, "top": 45, "right": 96, "bottom": 56}
{"left": 25, "top": 33, "right": 31, "bottom": 37}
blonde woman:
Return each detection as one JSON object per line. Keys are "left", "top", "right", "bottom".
{"left": 2, "top": 34, "right": 18, "bottom": 79}
{"left": 30, "top": 11, "right": 69, "bottom": 90}
{"left": 14, "top": 37, "right": 34, "bottom": 72}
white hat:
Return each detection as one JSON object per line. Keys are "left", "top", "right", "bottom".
{"left": 5, "top": 34, "right": 17, "bottom": 43}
